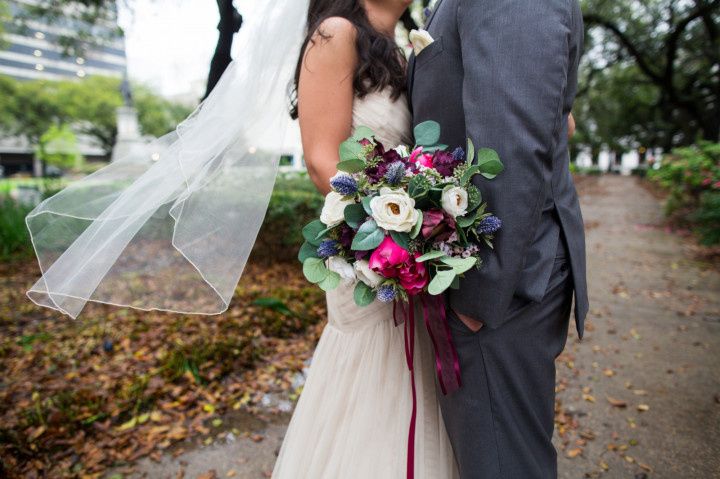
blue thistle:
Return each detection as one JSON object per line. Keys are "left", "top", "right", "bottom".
{"left": 384, "top": 161, "right": 406, "bottom": 186}
{"left": 477, "top": 216, "right": 502, "bottom": 235}
{"left": 377, "top": 285, "right": 396, "bottom": 303}
{"left": 452, "top": 147, "right": 465, "bottom": 162}
{"left": 330, "top": 174, "right": 358, "bottom": 196}
{"left": 317, "top": 240, "right": 340, "bottom": 259}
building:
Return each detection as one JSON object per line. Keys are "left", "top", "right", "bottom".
{"left": 0, "top": 0, "right": 127, "bottom": 176}
{"left": 0, "top": 0, "right": 127, "bottom": 81}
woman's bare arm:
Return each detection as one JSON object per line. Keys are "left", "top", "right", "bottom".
{"left": 297, "top": 18, "right": 358, "bottom": 195}
{"left": 568, "top": 113, "right": 576, "bottom": 139}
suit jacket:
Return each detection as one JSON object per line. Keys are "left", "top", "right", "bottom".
{"left": 408, "top": 0, "right": 589, "bottom": 335}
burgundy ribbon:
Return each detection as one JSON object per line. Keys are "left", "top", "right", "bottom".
{"left": 397, "top": 294, "right": 462, "bottom": 479}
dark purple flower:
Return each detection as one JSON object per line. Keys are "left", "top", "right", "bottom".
{"left": 366, "top": 147, "right": 408, "bottom": 184}
{"left": 432, "top": 150, "right": 463, "bottom": 177}
{"left": 337, "top": 224, "right": 355, "bottom": 250}
{"left": 477, "top": 216, "right": 502, "bottom": 235}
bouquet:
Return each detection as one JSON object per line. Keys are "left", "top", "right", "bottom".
{"left": 298, "top": 120, "right": 504, "bottom": 304}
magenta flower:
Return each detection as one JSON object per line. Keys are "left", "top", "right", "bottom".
{"left": 369, "top": 236, "right": 410, "bottom": 278}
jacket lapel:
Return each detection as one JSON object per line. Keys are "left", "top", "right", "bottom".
{"left": 407, "top": 0, "right": 445, "bottom": 103}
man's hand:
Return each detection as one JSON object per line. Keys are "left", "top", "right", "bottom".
{"left": 454, "top": 310, "right": 485, "bottom": 332}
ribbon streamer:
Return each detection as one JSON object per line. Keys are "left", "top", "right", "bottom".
{"left": 398, "top": 293, "right": 462, "bottom": 479}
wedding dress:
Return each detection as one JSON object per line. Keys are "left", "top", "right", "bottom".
{"left": 272, "top": 90, "right": 459, "bottom": 479}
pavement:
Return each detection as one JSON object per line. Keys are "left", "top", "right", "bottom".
{"left": 114, "top": 175, "right": 720, "bottom": 479}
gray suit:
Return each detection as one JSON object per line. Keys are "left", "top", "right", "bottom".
{"left": 408, "top": 0, "right": 589, "bottom": 477}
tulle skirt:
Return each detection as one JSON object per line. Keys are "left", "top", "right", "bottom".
{"left": 272, "top": 283, "right": 458, "bottom": 478}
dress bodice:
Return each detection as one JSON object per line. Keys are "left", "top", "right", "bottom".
{"left": 352, "top": 90, "right": 413, "bottom": 148}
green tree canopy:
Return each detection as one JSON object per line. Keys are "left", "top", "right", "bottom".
{"left": 578, "top": 0, "right": 719, "bottom": 150}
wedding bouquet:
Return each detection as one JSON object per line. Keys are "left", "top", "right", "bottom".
{"left": 298, "top": 121, "right": 504, "bottom": 305}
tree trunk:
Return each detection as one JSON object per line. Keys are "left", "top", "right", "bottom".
{"left": 204, "top": 0, "right": 243, "bottom": 100}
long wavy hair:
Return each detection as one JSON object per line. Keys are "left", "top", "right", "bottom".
{"left": 290, "top": 0, "right": 407, "bottom": 119}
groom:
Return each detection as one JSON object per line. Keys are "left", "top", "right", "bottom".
{"left": 408, "top": 0, "right": 589, "bottom": 477}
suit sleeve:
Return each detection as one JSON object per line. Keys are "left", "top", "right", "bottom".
{"left": 448, "top": 0, "right": 578, "bottom": 328}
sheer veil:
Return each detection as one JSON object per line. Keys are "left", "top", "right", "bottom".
{"left": 26, "top": 0, "right": 310, "bottom": 319}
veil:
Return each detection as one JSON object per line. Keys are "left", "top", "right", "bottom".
{"left": 26, "top": 0, "right": 310, "bottom": 319}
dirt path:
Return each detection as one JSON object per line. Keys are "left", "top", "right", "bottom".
{"left": 117, "top": 175, "right": 720, "bottom": 479}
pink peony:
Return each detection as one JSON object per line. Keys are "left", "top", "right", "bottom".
{"left": 409, "top": 147, "right": 434, "bottom": 169}
{"left": 398, "top": 255, "right": 429, "bottom": 296}
{"left": 369, "top": 236, "right": 410, "bottom": 278}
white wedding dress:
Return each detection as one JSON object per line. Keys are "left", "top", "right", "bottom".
{"left": 272, "top": 90, "right": 459, "bottom": 479}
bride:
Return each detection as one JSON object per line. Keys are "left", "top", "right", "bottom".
{"left": 25, "top": 0, "right": 457, "bottom": 477}
{"left": 273, "top": 1, "right": 457, "bottom": 478}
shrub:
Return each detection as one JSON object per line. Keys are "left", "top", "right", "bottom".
{"left": 0, "top": 196, "right": 33, "bottom": 260}
{"left": 648, "top": 142, "right": 720, "bottom": 244}
{"left": 253, "top": 173, "right": 323, "bottom": 262}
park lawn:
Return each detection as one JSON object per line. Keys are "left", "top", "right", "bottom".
{"left": 0, "top": 257, "right": 325, "bottom": 478}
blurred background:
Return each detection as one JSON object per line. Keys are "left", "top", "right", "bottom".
{"left": 0, "top": 1, "right": 718, "bottom": 478}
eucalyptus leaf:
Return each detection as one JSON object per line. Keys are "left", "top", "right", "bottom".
{"left": 302, "top": 220, "right": 326, "bottom": 246}
{"left": 298, "top": 241, "right": 319, "bottom": 262}
{"left": 416, "top": 250, "right": 447, "bottom": 262}
{"left": 456, "top": 214, "right": 476, "bottom": 229}
{"left": 362, "top": 195, "right": 374, "bottom": 215}
{"left": 414, "top": 121, "right": 441, "bottom": 146}
{"left": 318, "top": 271, "right": 341, "bottom": 291}
{"left": 351, "top": 220, "right": 384, "bottom": 251}
{"left": 410, "top": 210, "right": 423, "bottom": 239}
{"left": 336, "top": 158, "right": 366, "bottom": 173}
{"left": 466, "top": 138, "right": 475, "bottom": 165}
{"left": 422, "top": 144, "right": 449, "bottom": 153}
{"left": 303, "top": 257, "right": 329, "bottom": 284}
{"left": 460, "top": 165, "right": 481, "bottom": 185}
{"left": 354, "top": 281, "right": 376, "bottom": 306}
{"left": 390, "top": 231, "right": 411, "bottom": 250}
{"left": 476, "top": 148, "right": 504, "bottom": 179}
{"left": 428, "top": 269, "right": 457, "bottom": 295}
{"left": 344, "top": 203, "right": 367, "bottom": 228}
{"left": 352, "top": 125, "right": 375, "bottom": 141}
{"left": 339, "top": 138, "right": 365, "bottom": 161}
{"left": 440, "top": 256, "right": 477, "bottom": 275}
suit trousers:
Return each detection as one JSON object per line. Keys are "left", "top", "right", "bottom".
{"left": 439, "top": 235, "right": 573, "bottom": 478}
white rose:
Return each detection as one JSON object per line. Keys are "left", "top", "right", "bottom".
{"left": 354, "top": 260, "right": 383, "bottom": 288}
{"left": 370, "top": 188, "right": 419, "bottom": 233}
{"left": 320, "top": 191, "right": 354, "bottom": 227}
{"left": 327, "top": 257, "right": 356, "bottom": 285}
{"left": 441, "top": 186, "right": 469, "bottom": 218}
{"left": 409, "top": 29, "right": 435, "bottom": 56}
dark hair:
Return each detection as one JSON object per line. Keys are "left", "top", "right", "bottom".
{"left": 290, "top": 0, "right": 407, "bottom": 119}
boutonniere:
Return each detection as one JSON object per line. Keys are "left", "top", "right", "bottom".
{"left": 409, "top": 29, "right": 435, "bottom": 56}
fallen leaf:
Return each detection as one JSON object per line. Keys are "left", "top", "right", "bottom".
{"left": 607, "top": 396, "right": 627, "bottom": 408}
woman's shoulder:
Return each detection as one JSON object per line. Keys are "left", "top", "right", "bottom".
{"left": 311, "top": 16, "right": 357, "bottom": 45}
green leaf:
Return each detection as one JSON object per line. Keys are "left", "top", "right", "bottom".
{"left": 408, "top": 175, "right": 430, "bottom": 199}
{"left": 339, "top": 138, "right": 365, "bottom": 162}
{"left": 440, "top": 256, "right": 477, "bottom": 275}
{"left": 414, "top": 121, "right": 441, "bottom": 146}
{"left": 352, "top": 126, "right": 375, "bottom": 141}
{"left": 298, "top": 241, "right": 319, "bottom": 262}
{"left": 303, "top": 257, "right": 329, "bottom": 284}
{"left": 467, "top": 186, "right": 483, "bottom": 212}
{"left": 362, "top": 195, "right": 374, "bottom": 215}
{"left": 428, "top": 269, "right": 457, "bottom": 295}
{"left": 390, "top": 231, "right": 411, "bottom": 250}
{"left": 344, "top": 203, "right": 367, "bottom": 229}
{"left": 450, "top": 276, "right": 461, "bottom": 289}
{"left": 460, "top": 165, "right": 481, "bottom": 185}
{"left": 336, "top": 158, "right": 366, "bottom": 173}
{"left": 466, "top": 138, "right": 475, "bottom": 165}
{"left": 416, "top": 250, "right": 447, "bottom": 262}
{"left": 318, "top": 271, "right": 341, "bottom": 291}
{"left": 354, "top": 281, "right": 376, "bottom": 306}
{"left": 315, "top": 225, "right": 335, "bottom": 241}
{"left": 351, "top": 220, "right": 384, "bottom": 251}
{"left": 456, "top": 214, "right": 476, "bottom": 229}
{"left": 302, "top": 220, "right": 326, "bottom": 246}
{"left": 476, "top": 148, "right": 504, "bottom": 179}
{"left": 422, "top": 144, "right": 448, "bottom": 153}
{"left": 252, "top": 297, "right": 298, "bottom": 317}
{"left": 410, "top": 210, "right": 423, "bottom": 239}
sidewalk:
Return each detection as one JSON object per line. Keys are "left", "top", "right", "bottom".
{"left": 117, "top": 175, "right": 720, "bottom": 479}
